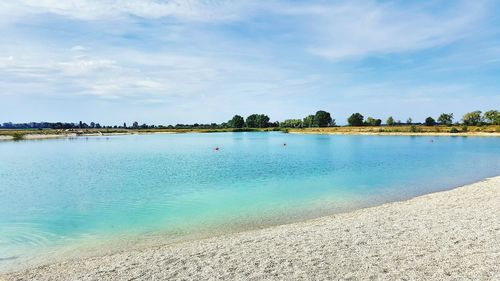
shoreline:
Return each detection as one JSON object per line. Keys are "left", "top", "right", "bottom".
{"left": 0, "top": 130, "right": 499, "bottom": 141}
{"left": 288, "top": 131, "right": 500, "bottom": 137}
{"left": 3, "top": 176, "right": 500, "bottom": 280}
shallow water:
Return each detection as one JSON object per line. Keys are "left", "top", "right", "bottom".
{"left": 0, "top": 132, "right": 499, "bottom": 270}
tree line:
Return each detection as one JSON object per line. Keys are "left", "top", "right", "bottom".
{"left": 276, "top": 110, "right": 498, "bottom": 128}
{"left": 227, "top": 111, "right": 334, "bottom": 129}
{"left": 0, "top": 121, "right": 227, "bottom": 130}
{"left": 1, "top": 110, "right": 498, "bottom": 130}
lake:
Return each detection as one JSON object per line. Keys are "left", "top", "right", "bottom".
{"left": 0, "top": 132, "right": 499, "bottom": 270}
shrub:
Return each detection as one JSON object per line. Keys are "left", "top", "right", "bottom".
{"left": 410, "top": 125, "right": 418, "bottom": 132}
{"left": 366, "top": 117, "right": 382, "bottom": 126}
{"left": 461, "top": 125, "right": 468, "bottom": 132}
{"left": 280, "top": 119, "right": 302, "bottom": 128}
{"left": 450, "top": 127, "right": 459, "bottom": 133}
{"left": 12, "top": 133, "right": 24, "bottom": 141}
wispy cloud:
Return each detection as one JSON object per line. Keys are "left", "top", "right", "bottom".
{"left": 285, "top": 1, "right": 489, "bottom": 60}
{"left": 0, "top": 0, "right": 254, "bottom": 22}
{"left": 1, "top": 1, "right": 492, "bottom": 60}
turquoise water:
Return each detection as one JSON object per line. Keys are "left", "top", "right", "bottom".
{"left": 0, "top": 132, "right": 499, "bottom": 269}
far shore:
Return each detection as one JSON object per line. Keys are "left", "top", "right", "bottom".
{"left": 3, "top": 176, "right": 500, "bottom": 280}
{"left": 285, "top": 125, "right": 500, "bottom": 136}
{"left": 288, "top": 130, "right": 500, "bottom": 137}
{"left": 0, "top": 125, "right": 499, "bottom": 141}
{"left": 0, "top": 131, "right": 177, "bottom": 141}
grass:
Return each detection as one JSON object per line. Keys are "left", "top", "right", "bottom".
{"left": 285, "top": 125, "right": 500, "bottom": 135}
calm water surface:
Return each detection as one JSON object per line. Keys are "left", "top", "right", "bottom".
{"left": 0, "top": 132, "right": 499, "bottom": 269}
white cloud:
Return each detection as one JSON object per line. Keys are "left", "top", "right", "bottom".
{"left": 0, "top": 0, "right": 251, "bottom": 22}
{"left": 284, "top": 1, "right": 488, "bottom": 60}
{"left": 0, "top": 43, "right": 308, "bottom": 107}
{"left": 71, "top": 45, "right": 87, "bottom": 52}
{"left": 1, "top": 1, "right": 491, "bottom": 62}
{"left": 59, "top": 58, "right": 117, "bottom": 76}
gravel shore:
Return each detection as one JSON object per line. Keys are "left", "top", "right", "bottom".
{"left": 3, "top": 176, "right": 500, "bottom": 280}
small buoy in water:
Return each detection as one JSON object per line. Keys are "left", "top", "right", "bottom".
{"left": 214, "top": 147, "right": 220, "bottom": 151}
{"left": 283, "top": 143, "right": 287, "bottom": 146}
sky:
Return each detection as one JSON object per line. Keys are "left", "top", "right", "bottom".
{"left": 0, "top": 0, "right": 499, "bottom": 125}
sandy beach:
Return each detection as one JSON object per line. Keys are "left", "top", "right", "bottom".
{"left": 2, "top": 176, "right": 499, "bottom": 280}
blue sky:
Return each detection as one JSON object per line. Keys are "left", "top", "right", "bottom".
{"left": 0, "top": 0, "right": 499, "bottom": 125}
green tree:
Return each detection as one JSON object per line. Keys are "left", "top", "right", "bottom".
{"left": 245, "top": 114, "right": 258, "bottom": 128}
{"left": 245, "top": 114, "right": 270, "bottom": 128}
{"left": 347, "top": 113, "right": 364, "bottom": 126}
{"left": 280, "top": 119, "right": 303, "bottom": 128}
{"left": 228, "top": 115, "right": 244, "bottom": 128}
{"left": 437, "top": 113, "right": 453, "bottom": 126}
{"left": 257, "top": 114, "right": 270, "bottom": 128}
{"left": 425, "top": 117, "right": 436, "bottom": 126}
{"left": 462, "top": 111, "right": 482, "bottom": 125}
{"left": 313, "top": 110, "right": 334, "bottom": 127}
{"left": 484, "top": 110, "right": 500, "bottom": 125}
{"left": 386, "top": 116, "right": 395, "bottom": 126}
{"left": 366, "top": 117, "right": 382, "bottom": 126}
{"left": 406, "top": 118, "right": 412, "bottom": 125}
{"left": 303, "top": 115, "right": 315, "bottom": 128}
